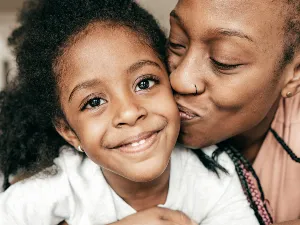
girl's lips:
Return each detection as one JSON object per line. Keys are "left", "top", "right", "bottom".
{"left": 112, "top": 130, "right": 161, "bottom": 154}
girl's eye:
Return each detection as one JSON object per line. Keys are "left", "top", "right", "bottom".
{"left": 135, "top": 77, "right": 157, "bottom": 92}
{"left": 211, "top": 58, "right": 242, "bottom": 71}
{"left": 81, "top": 97, "right": 107, "bottom": 111}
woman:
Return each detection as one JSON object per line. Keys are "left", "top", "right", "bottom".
{"left": 167, "top": 0, "right": 300, "bottom": 223}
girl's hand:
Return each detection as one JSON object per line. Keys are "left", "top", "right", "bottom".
{"left": 109, "top": 207, "right": 197, "bottom": 225}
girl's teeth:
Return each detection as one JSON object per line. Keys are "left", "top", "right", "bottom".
{"left": 130, "top": 139, "right": 146, "bottom": 147}
{"left": 139, "top": 139, "right": 146, "bottom": 145}
{"left": 131, "top": 142, "right": 139, "bottom": 147}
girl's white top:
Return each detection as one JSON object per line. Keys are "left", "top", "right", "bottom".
{"left": 0, "top": 145, "right": 258, "bottom": 225}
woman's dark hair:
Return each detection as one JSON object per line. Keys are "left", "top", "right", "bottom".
{"left": 0, "top": 0, "right": 167, "bottom": 190}
{"left": 279, "top": 0, "right": 300, "bottom": 68}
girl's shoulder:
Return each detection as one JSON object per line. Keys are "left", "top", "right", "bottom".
{"left": 169, "top": 145, "right": 256, "bottom": 224}
{"left": 0, "top": 147, "right": 76, "bottom": 224}
{"left": 0, "top": 146, "right": 102, "bottom": 224}
{"left": 172, "top": 144, "right": 235, "bottom": 176}
{"left": 1, "top": 145, "right": 82, "bottom": 196}
{"left": 55, "top": 145, "right": 89, "bottom": 173}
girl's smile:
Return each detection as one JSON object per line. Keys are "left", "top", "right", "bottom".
{"left": 55, "top": 23, "right": 180, "bottom": 183}
{"left": 108, "top": 128, "right": 164, "bottom": 155}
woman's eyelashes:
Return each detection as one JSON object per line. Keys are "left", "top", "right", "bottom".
{"left": 134, "top": 75, "right": 160, "bottom": 92}
{"left": 210, "top": 57, "right": 242, "bottom": 71}
{"left": 167, "top": 38, "right": 244, "bottom": 73}
{"left": 167, "top": 40, "right": 186, "bottom": 55}
{"left": 168, "top": 41, "right": 185, "bottom": 50}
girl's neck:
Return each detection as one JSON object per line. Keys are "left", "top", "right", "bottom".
{"left": 229, "top": 97, "right": 280, "bottom": 164}
{"left": 102, "top": 163, "right": 170, "bottom": 211}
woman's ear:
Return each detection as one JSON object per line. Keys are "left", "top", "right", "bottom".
{"left": 54, "top": 118, "right": 80, "bottom": 149}
{"left": 281, "top": 54, "right": 300, "bottom": 98}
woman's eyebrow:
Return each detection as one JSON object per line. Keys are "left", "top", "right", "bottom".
{"left": 170, "top": 10, "right": 254, "bottom": 43}
{"left": 170, "top": 10, "right": 182, "bottom": 24}
{"left": 213, "top": 28, "right": 254, "bottom": 43}
{"left": 170, "top": 9, "right": 188, "bottom": 29}
{"left": 127, "top": 60, "right": 162, "bottom": 74}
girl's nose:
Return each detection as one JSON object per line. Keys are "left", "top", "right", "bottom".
{"left": 112, "top": 97, "right": 147, "bottom": 128}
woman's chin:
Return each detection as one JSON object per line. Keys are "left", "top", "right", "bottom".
{"left": 178, "top": 133, "right": 214, "bottom": 149}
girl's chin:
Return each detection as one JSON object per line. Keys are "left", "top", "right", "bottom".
{"left": 114, "top": 163, "right": 171, "bottom": 183}
{"left": 125, "top": 171, "right": 167, "bottom": 183}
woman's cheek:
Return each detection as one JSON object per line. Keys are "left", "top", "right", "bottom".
{"left": 167, "top": 53, "right": 181, "bottom": 72}
{"left": 210, "top": 83, "right": 258, "bottom": 111}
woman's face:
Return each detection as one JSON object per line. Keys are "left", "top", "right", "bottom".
{"left": 56, "top": 24, "right": 180, "bottom": 182}
{"left": 168, "top": 0, "right": 291, "bottom": 148}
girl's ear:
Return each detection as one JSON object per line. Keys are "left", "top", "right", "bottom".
{"left": 281, "top": 54, "right": 300, "bottom": 98}
{"left": 54, "top": 118, "right": 80, "bottom": 148}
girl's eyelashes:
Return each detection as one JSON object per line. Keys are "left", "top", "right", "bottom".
{"left": 80, "top": 96, "right": 107, "bottom": 111}
{"left": 134, "top": 74, "right": 160, "bottom": 92}
{"left": 210, "top": 57, "right": 242, "bottom": 71}
{"left": 79, "top": 75, "right": 159, "bottom": 111}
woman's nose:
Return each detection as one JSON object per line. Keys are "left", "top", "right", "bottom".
{"left": 169, "top": 54, "right": 205, "bottom": 96}
{"left": 112, "top": 96, "right": 147, "bottom": 128}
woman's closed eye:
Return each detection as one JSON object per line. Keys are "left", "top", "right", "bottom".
{"left": 168, "top": 41, "right": 185, "bottom": 50}
{"left": 210, "top": 57, "right": 242, "bottom": 71}
{"left": 134, "top": 75, "right": 159, "bottom": 92}
{"left": 81, "top": 96, "right": 107, "bottom": 111}
{"left": 167, "top": 41, "right": 186, "bottom": 55}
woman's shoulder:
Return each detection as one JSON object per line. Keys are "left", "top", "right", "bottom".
{"left": 275, "top": 95, "right": 300, "bottom": 125}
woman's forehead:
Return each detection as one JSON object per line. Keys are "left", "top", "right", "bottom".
{"left": 172, "top": 0, "right": 286, "bottom": 48}
{"left": 175, "top": 0, "right": 284, "bottom": 25}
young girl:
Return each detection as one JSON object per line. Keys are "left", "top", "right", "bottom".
{"left": 0, "top": 0, "right": 258, "bottom": 224}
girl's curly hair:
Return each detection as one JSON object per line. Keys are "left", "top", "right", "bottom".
{"left": 0, "top": 0, "right": 167, "bottom": 190}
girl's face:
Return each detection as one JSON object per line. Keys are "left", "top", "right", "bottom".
{"left": 168, "top": 0, "right": 293, "bottom": 148}
{"left": 56, "top": 24, "right": 180, "bottom": 182}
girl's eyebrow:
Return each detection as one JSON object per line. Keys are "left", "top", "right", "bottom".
{"left": 68, "top": 79, "right": 101, "bottom": 102}
{"left": 68, "top": 60, "right": 161, "bottom": 102}
{"left": 127, "top": 60, "right": 162, "bottom": 74}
